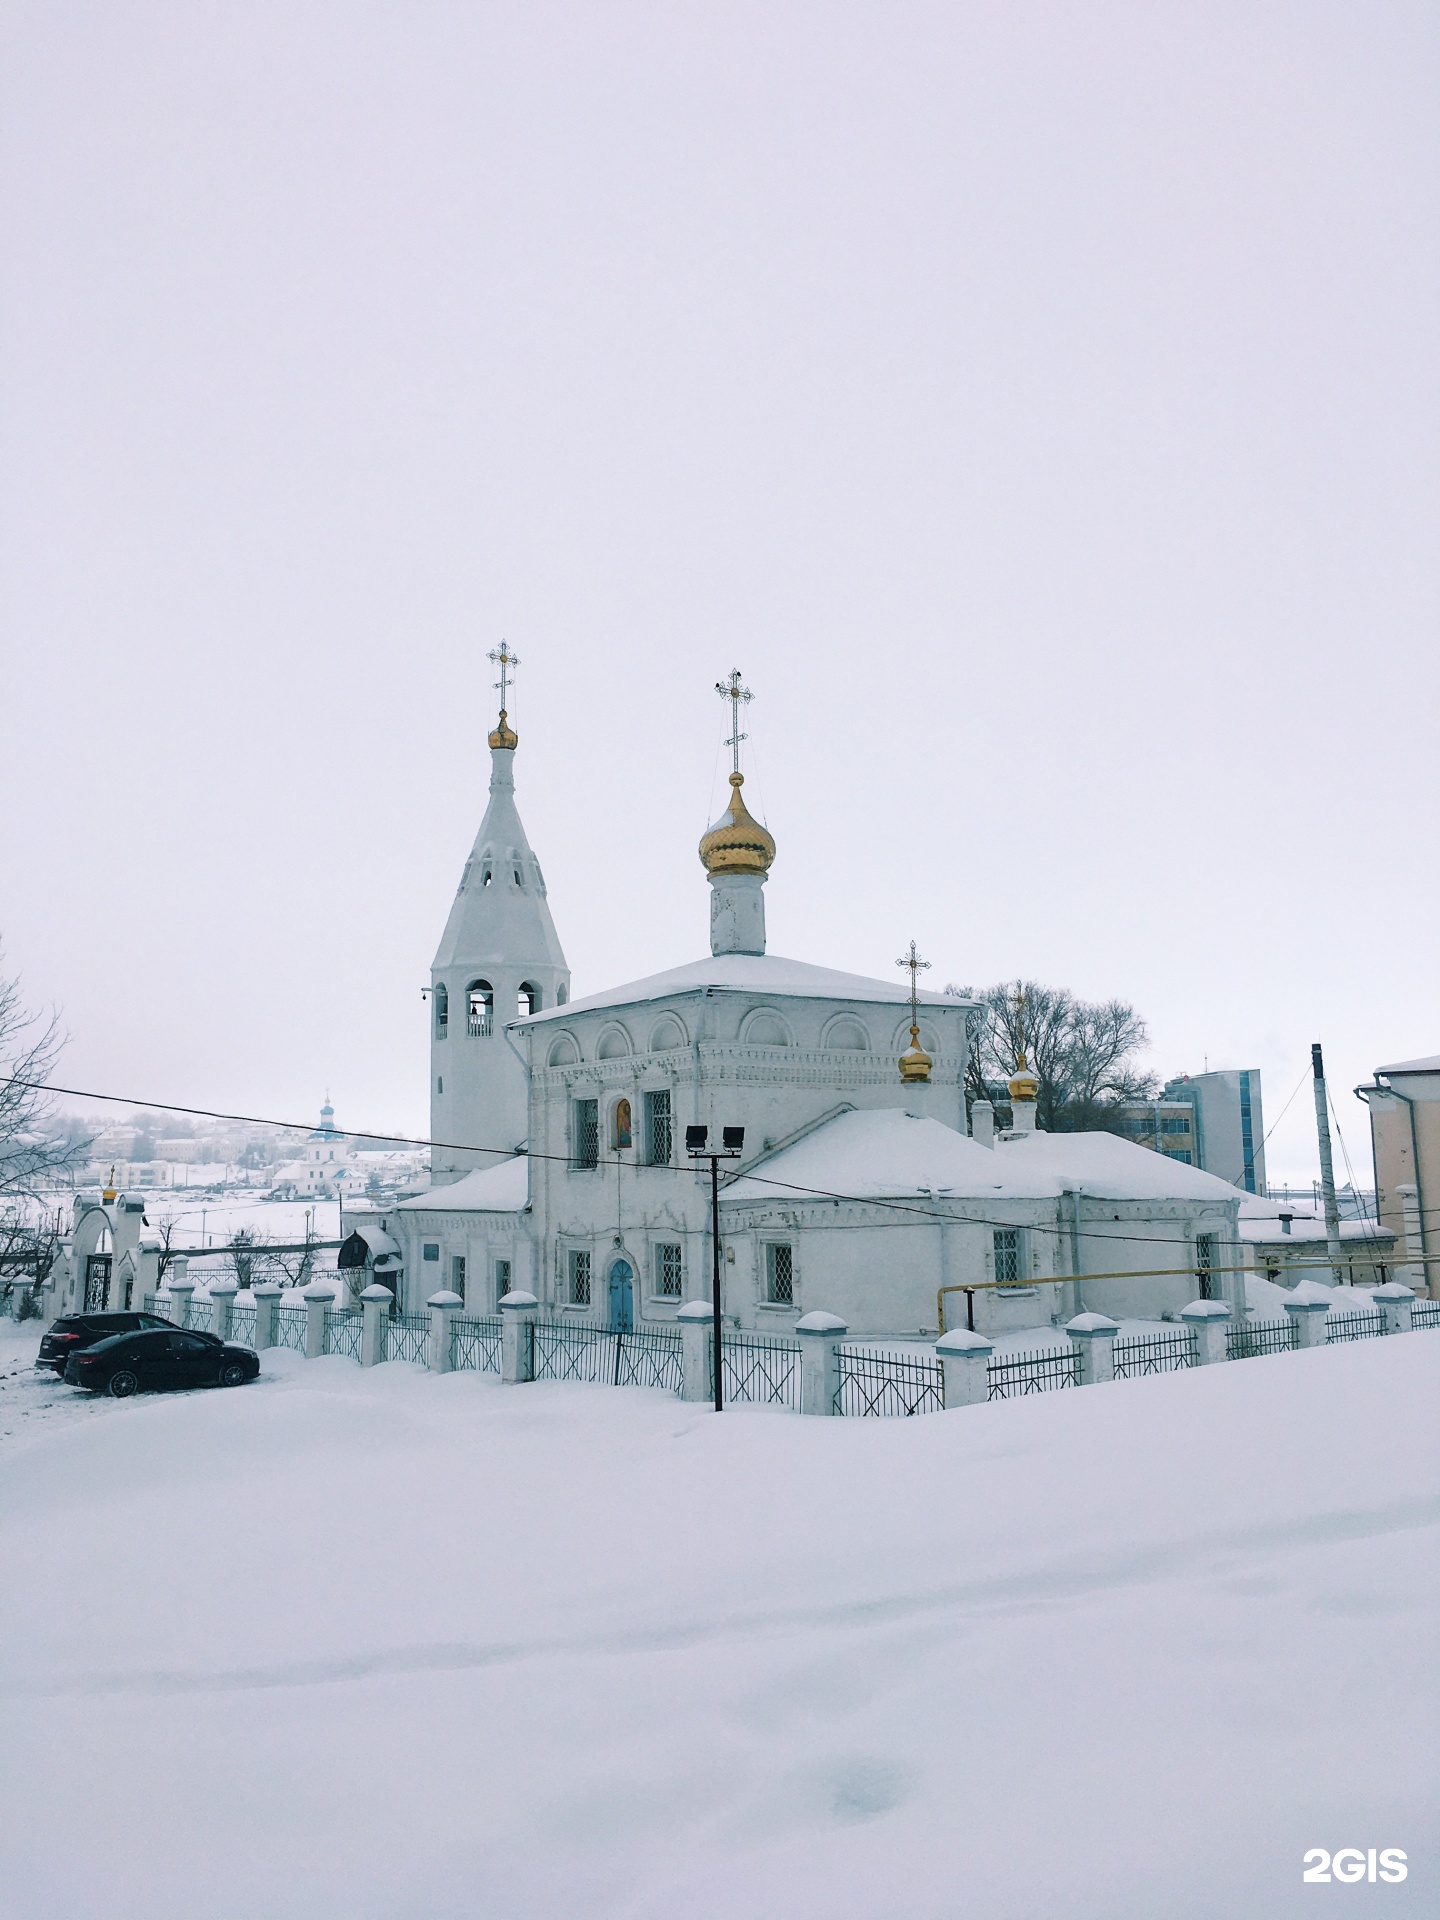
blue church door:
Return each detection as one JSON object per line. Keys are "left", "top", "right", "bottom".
{"left": 608, "top": 1259, "right": 634, "bottom": 1332}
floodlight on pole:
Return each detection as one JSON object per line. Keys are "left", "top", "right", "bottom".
{"left": 687, "top": 1121, "right": 745, "bottom": 1411}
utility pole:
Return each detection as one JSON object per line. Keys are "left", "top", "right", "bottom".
{"left": 685, "top": 1122, "right": 745, "bottom": 1412}
{"left": 1311, "top": 1043, "right": 1346, "bottom": 1285}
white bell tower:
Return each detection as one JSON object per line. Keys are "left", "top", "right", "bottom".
{"left": 429, "top": 647, "right": 569, "bottom": 1182}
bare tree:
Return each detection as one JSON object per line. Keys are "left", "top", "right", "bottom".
{"left": 947, "top": 978, "right": 1158, "bottom": 1132}
{"left": 0, "top": 945, "right": 89, "bottom": 1203}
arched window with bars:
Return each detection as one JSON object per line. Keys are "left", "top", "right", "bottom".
{"left": 434, "top": 983, "right": 448, "bottom": 1039}
{"left": 466, "top": 980, "right": 494, "bottom": 1037}
{"left": 518, "top": 981, "right": 540, "bottom": 1017}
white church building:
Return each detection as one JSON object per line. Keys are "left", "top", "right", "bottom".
{"left": 342, "top": 680, "right": 1244, "bottom": 1336}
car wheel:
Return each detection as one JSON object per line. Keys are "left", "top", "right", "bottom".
{"left": 218, "top": 1361, "right": 248, "bottom": 1388}
{"left": 108, "top": 1370, "right": 139, "bottom": 1399}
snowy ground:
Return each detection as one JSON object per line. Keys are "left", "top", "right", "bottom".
{"left": 1, "top": 1320, "right": 1436, "bottom": 1918}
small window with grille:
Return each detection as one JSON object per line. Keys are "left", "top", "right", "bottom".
{"left": 765, "top": 1242, "right": 794, "bottom": 1305}
{"left": 494, "top": 1257, "right": 512, "bottom": 1303}
{"left": 568, "top": 1248, "right": 591, "bottom": 1307}
{"left": 1196, "top": 1232, "right": 1216, "bottom": 1301}
{"left": 644, "top": 1088, "right": 672, "bottom": 1166}
{"left": 573, "top": 1099, "right": 599, "bottom": 1169}
{"left": 654, "top": 1243, "right": 683, "bottom": 1298}
{"left": 450, "top": 1254, "right": 466, "bottom": 1298}
{"left": 993, "top": 1227, "right": 1022, "bottom": 1288}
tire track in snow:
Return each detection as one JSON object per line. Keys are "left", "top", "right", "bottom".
{"left": 8, "top": 1490, "right": 1438, "bottom": 1701}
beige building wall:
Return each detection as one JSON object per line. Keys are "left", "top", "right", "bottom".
{"left": 1359, "top": 1058, "right": 1440, "bottom": 1297}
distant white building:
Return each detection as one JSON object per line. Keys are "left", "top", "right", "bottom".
{"left": 343, "top": 688, "right": 1246, "bottom": 1334}
{"left": 273, "top": 1100, "right": 356, "bottom": 1200}
{"left": 1117, "top": 1069, "right": 1265, "bottom": 1194}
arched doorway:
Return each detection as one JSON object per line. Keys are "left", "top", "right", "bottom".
{"left": 608, "top": 1258, "right": 634, "bottom": 1332}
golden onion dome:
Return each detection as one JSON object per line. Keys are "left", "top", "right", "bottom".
{"left": 1007, "top": 1056, "right": 1040, "bottom": 1104}
{"left": 488, "top": 709, "right": 518, "bottom": 750}
{"left": 899, "top": 1026, "right": 933, "bottom": 1084}
{"left": 699, "top": 772, "right": 776, "bottom": 876}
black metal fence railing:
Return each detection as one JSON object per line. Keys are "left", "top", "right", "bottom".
{"left": 1324, "top": 1309, "right": 1387, "bottom": 1345}
{"left": 534, "top": 1320, "right": 616, "bottom": 1385}
{"left": 324, "top": 1310, "right": 363, "bottom": 1361}
{"left": 229, "top": 1305, "right": 258, "bottom": 1349}
{"left": 614, "top": 1328, "right": 683, "bottom": 1394}
{"left": 531, "top": 1321, "right": 685, "bottom": 1392}
{"left": 1112, "top": 1328, "right": 1197, "bottom": 1378}
{"left": 835, "top": 1346, "right": 942, "bottom": 1417}
{"left": 385, "top": 1312, "right": 431, "bottom": 1366}
{"left": 273, "top": 1306, "right": 309, "bottom": 1353}
{"left": 450, "top": 1315, "right": 503, "bottom": 1374}
{"left": 1413, "top": 1299, "right": 1440, "bottom": 1330}
{"left": 986, "top": 1345, "right": 1079, "bottom": 1399}
{"left": 1226, "top": 1317, "right": 1296, "bottom": 1361}
{"left": 717, "top": 1333, "right": 801, "bottom": 1410}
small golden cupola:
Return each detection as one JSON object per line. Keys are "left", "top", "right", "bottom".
{"left": 701, "top": 672, "right": 776, "bottom": 957}
{"left": 896, "top": 940, "right": 933, "bottom": 1085}
{"left": 1007, "top": 1056, "right": 1040, "bottom": 1106}
{"left": 698, "top": 772, "right": 776, "bottom": 877}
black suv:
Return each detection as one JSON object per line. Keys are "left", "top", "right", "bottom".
{"left": 37, "top": 1311, "right": 175, "bottom": 1375}
{"left": 64, "top": 1327, "right": 260, "bottom": 1397}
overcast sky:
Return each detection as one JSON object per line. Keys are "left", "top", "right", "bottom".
{"left": 2, "top": 1, "right": 1435, "bottom": 1183}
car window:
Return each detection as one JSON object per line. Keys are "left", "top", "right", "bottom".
{"left": 169, "top": 1333, "right": 210, "bottom": 1352}
{"left": 140, "top": 1315, "right": 171, "bottom": 1328}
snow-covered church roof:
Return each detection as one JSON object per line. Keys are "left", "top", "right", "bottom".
{"left": 723, "top": 1109, "right": 1245, "bottom": 1206}
{"left": 397, "top": 1156, "right": 530, "bottom": 1213}
{"left": 519, "top": 953, "right": 970, "bottom": 1026}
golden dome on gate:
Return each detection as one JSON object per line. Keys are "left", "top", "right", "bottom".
{"left": 899, "top": 1027, "right": 933, "bottom": 1084}
{"left": 488, "top": 709, "right": 518, "bottom": 750}
{"left": 1008, "top": 1058, "right": 1039, "bottom": 1103}
{"left": 699, "top": 773, "right": 776, "bottom": 876}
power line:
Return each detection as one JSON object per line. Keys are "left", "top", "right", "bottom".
{"left": 6, "top": 1073, "right": 1416, "bottom": 1257}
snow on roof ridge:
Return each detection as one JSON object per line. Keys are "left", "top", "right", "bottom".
{"left": 519, "top": 952, "right": 973, "bottom": 1025}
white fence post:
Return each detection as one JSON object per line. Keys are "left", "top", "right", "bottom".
{"left": 500, "top": 1290, "right": 539, "bottom": 1384}
{"left": 1370, "top": 1281, "right": 1415, "bottom": 1337}
{"left": 1180, "top": 1298, "right": 1231, "bottom": 1365}
{"left": 166, "top": 1258, "right": 193, "bottom": 1329}
{"left": 427, "top": 1290, "right": 463, "bottom": 1372}
{"left": 676, "top": 1300, "right": 713, "bottom": 1402}
{"left": 796, "top": 1310, "right": 847, "bottom": 1415}
{"left": 208, "top": 1281, "right": 238, "bottom": 1342}
{"left": 1067, "top": 1311, "right": 1120, "bottom": 1384}
{"left": 1284, "top": 1296, "right": 1329, "bottom": 1349}
{"left": 360, "top": 1284, "right": 392, "bottom": 1367}
{"left": 935, "top": 1327, "right": 994, "bottom": 1408}
{"left": 303, "top": 1284, "right": 334, "bottom": 1359}
{"left": 252, "top": 1282, "right": 281, "bottom": 1350}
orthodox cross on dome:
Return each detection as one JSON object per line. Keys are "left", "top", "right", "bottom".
{"left": 715, "top": 669, "right": 752, "bottom": 775}
{"left": 1011, "top": 981, "right": 1029, "bottom": 1069}
{"left": 897, "top": 940, "right": 931, "bottom": 1034}
{"left": 896, "top": 940, "right": 933, "bottom": 1083}
{"left": 488, "top": 642, "right": 520, "bottom": 721}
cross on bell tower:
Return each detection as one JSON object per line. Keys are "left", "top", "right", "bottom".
{"left": 487, "top": 643, "right": 520, "bottom": 751}
{"left": 896, "top": 940, "right": 933, "bottom": 1084}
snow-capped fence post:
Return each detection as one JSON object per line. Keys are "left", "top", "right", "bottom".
{"left": 208, "top": 1280, "right": 238, "bottom": 1343}
{"left": 360, "top": 1284, "right": 393, "bottom": 1367}
{"left": 1066, "top": 1311, "right": 1120, "bottom": 1385}
{"left": 427, "top": 1290, "right": 464, "bottom": 1372}
{"left": 1180, "top": 1298, "right": 1231, "bottom": 1365}
{"left": 303, "top": 1284, "right": 334, "bottom": 1359}
{"left": 166, "top": 1259, "right": 193, "bottom": 1329}
{"left": 676, "top": 1300, "right": 714, "bottom": 1402}
{"left": 1371, "top": 1281, "right": 1415, "bottom": 1336}
{"left": 1284, "top": 1296, "right": 1329, "bottom": 1350}
{"left": 935, "top": 1327, "right": 994, "bottom": 1407}
{"left": 500, "top": 1290, "right": 539, "bottom": 1384}
{"left": 252, "top": 1282, "right": 281, "bottom": 1350}
{"left": 796, "top": 1311, "right": 847, "bottom": 1415}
